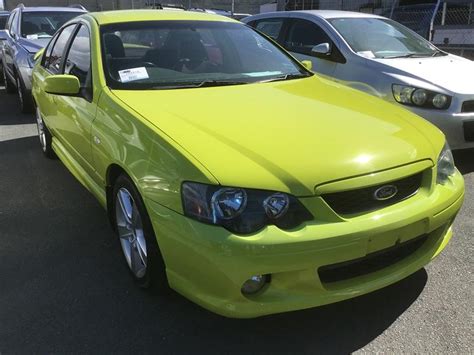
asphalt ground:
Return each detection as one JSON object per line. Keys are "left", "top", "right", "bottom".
{"left": 0, "top": 85, "right": 472, "bottom": 353}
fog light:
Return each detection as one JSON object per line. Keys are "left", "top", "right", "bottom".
{"left": 241, "top": 274, "right": 269, "bottom": 295}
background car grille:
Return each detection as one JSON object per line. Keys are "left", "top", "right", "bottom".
{"left": 464, "top": 121, "right": 474, "bottom": 142}
{"left": 318, "top": 234, "right": 428, "bottom": 284}
{"left": 322, "top": 172, "right": 423, "bottom": 215}
{"left": 461, "top": 100, "right": 474, "bottom": 113}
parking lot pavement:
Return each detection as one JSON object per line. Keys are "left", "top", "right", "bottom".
{"left": 0, "top": 86, "right": 472, "bottom": 354}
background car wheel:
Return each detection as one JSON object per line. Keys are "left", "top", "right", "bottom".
{"left": 36, "top": 107, "right": 56, "bottom": 159}
{"left": 2, "top": 66, "right": 15, "bottom": 94}
{"left": 16, "top": 75, "right": 34, "bottom": 113}
{"left": 112, "top": 174, "right": 167, "bottom": 290}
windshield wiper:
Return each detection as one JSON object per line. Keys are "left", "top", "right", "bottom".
{"left": 431, "top": 49, "right": 448, "bottom": 57}
{"left": 258, "top": 72, "right": 312, "bottom": 83}
{"left": 151, "top": 80, "right": 249, "bottom": 89}
{"left": 383, "top": 52, "right": 443, "bottom": 59}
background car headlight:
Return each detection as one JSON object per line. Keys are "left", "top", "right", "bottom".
{"left": 182, "top": 182, "right": 313, "bottom": 234}
{"left": 392, "top": 84, "right": 451, "bottom": 110}
{"left": 437, "top": 144, "right": 456, "bottom": 184}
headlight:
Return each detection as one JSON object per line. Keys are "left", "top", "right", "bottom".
{"left": 392, "top": 84, "right": 451, "bottom": 110}
{"left": 182, "top": 182, "right": 313, "bottom": 234}
{"left": 437, "top": 144, "right": 456, "bottom": 184}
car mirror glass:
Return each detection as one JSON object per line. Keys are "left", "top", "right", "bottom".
{"left": 311, "top": 42, "right": 331, "bottom": 56}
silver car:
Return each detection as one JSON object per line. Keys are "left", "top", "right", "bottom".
{"left": 1, "top": 5, "right": 86, "bottom": 113}
{"left": 243, "top": 10, "right": 474, "bottom": 151}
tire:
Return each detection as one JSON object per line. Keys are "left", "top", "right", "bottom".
{"left": 16, "top": 75, "right": 34, "bottom": 114}
{"left": 2, "top": 65, "right": 15, "bottom": 94}
{"left": 35, "top": 107, "right": 56, "bottom": 159}
{"left": 112, "top": 174, "right": 167, "bottom": 290}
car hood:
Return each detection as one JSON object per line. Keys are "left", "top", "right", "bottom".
{"left": 112, "top": 77, "right": 444, "bottom": 196}
{"left": 18, "top": 37, "right": 50, "bottom": 54}
{"left": 372, "top": 54, "right": 474, "bottom": 94}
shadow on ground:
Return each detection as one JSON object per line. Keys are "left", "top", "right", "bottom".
{"left": 453, "top": 149, "right": 474, "bottom": 175}
{"left": 0, "top": 136, "right": 428, "bottom": 353}
{"left": 0, "top": 86, "right": 35, "bottom": 125}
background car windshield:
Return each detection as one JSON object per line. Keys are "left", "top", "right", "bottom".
{"left": 329, "top": 18, "right": 438, "bottom": 58}
{"left": 101, "top": 21, "right": 307, "bottom": 89}
{"left": 21, "top": 12, "right": 82, "bottom": 38}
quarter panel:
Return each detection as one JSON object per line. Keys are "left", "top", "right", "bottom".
{"left": 93, "top": 89, "right": 218, "bottom": 213}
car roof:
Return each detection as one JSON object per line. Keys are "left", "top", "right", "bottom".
{"left": 18, "top": 6, "right": 86, "bottom": 13}
{"left": 249, "top": 10, "right": 385, "bottom": 20}
{"left": 293, "top": 10, "right": 385, "bottom": 19}
{"left": 89, "top": 9, "right": 239, "bottom": 25}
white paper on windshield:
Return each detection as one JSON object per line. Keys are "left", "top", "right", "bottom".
{"left": 244, "top": 71, "right": 283, "bottom": 77}
{"left": 26, "top": 34, "right": 39, "bottom": 40}
{"left": 357, "top": 51, "right": 376, "bottom": 59}
{"left": 118, "top": 67, "right": 149, "bottom": 83}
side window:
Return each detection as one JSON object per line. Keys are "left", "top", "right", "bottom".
{"left": 284, "top": 19, "right": 331, "bottom": 55}
{"left": 42, "top": 32, "right": 60, "bottom": 68}
{"left": 254, "top": 18, "right": 284, "bottom": 41}
{"left": 46, "top": 24, "right": 76, "bottom": 74}
{"left": 64, "top": 25, "right": 92, "bottom": 100}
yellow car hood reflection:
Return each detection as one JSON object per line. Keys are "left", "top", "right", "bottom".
{"left": 112, "top": 76, "right": 444, "bottom": 196}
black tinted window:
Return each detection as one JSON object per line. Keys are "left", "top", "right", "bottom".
{"left": 0, "top": 15, "right": 8, "bottom": 29}
{"left": 254, "top": 18, "right": 284, "bottom": 40}
{"left": 46, "top": 25, "right": 76, "bottom": 73}
{"left": 42, "top": 32, "right": 60, "bottom": 68}
{"left": 64, "top": 25, "right": 92, "bottom": 98}
{"left": 284, "top": 19, "right": 331, "bottom": 55}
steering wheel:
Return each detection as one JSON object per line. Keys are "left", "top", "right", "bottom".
{"left": 136, "top": 62, "right": 157, "bottom": 68}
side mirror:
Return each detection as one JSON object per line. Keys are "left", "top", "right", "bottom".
{"left": 34, "top": 48, "right": 45, "bottom": 61}
{"left": 44, "top": 75, "right": 80, "bottom": 96}
{"left": 301, "top": 60, "right": 312, "bottom": 71}
{"left": 0, "top": 30, "right": 7, "bottom": 41}
{"left": 311, "top": 42, "right": 331, "bottom": 57}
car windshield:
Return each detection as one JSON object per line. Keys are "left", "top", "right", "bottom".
{"left": 0, "top": 15, "right": 8, "bottom": 29}
{"left": 101, "top": 21, "right": 310, "bottom": 90}
{"left": 329, "top": 17, "right": 444, "bottom": 59}
{"left": 21, "top": 11, "right": 82, "bottom": 39}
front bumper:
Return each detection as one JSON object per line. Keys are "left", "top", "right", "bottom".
{"left": 409, "top": 106, "right": 474, "bottom": 151}
{"left": 145, "top": 170, "right": 464, "bottom": 318}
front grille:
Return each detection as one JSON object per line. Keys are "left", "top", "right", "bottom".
{"left": 464, "top": 121, "right": 474, "bottom": 142}
{"left": 318, "top": 234, "right": 428, "bottom": 284}
{"left": 461, "top": 100, "right": 474, "bottom": 113}
{"left": 322, "top": 173, "right": 423, "bottom": 215}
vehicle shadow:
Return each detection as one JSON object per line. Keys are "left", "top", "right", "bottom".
{"left": 0, "top": 136, "right": 428, "bottom": 353}
{"left": 453, "top": 148, "right": 474, "bottom": 175}
{"left": 0, "top": 87, "right": 35, "bottom": 125}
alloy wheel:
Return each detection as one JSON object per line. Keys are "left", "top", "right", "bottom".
{"left": 36, "top": 108, "right": 47, "bottom": 152}
{"left": 115, "top": 187, "right": 148, "bottom": 278}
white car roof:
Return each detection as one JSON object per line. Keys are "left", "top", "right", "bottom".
{"left": 292, "top": 10, "right": 385, "bottom": 19}
{"left": 249, "top": 10, "right": 385, "bottom": 20}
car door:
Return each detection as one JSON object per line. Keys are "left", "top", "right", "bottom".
{"left": 282, "top": 18, "right": 344, "bottom": 77}
{"left": 34, "top": 24, "right": 77, "bottom": 137}
{"left": 54, "top": 23, "right": 97, "bottom": 178}
{"left": 3, "top": 10, "right": 18, "bottom": 77}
